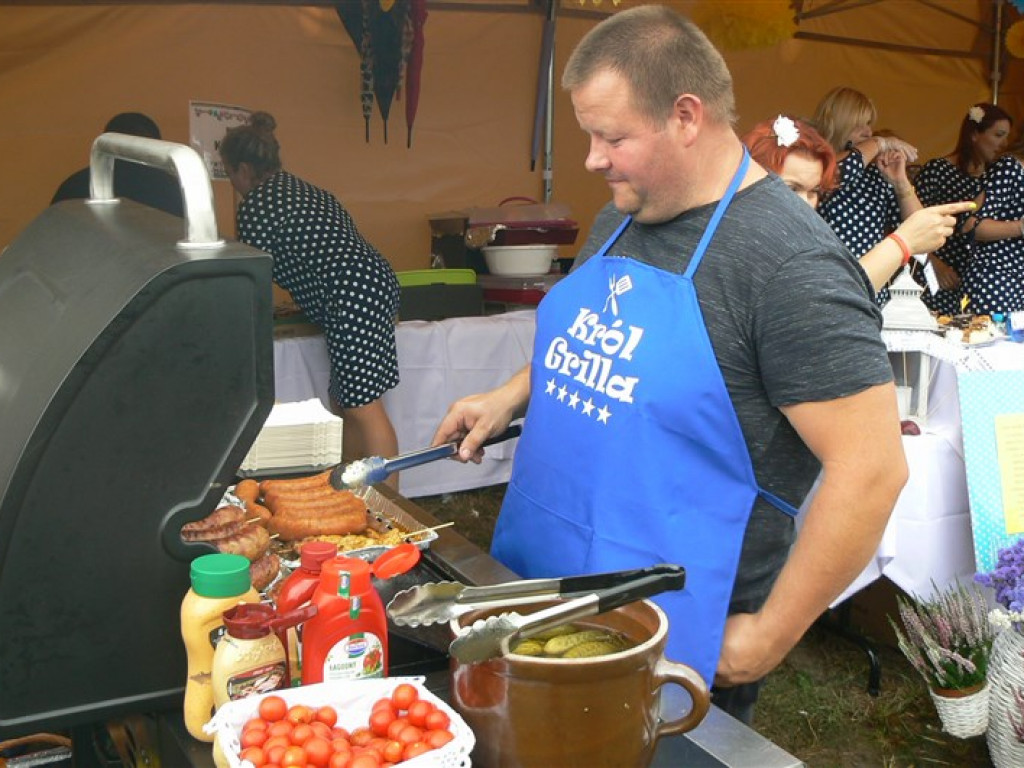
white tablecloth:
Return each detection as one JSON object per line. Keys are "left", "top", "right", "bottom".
{"left": 273, "top": 311, "right": 536, "bottom": 498}
{"left": 805, "top": 334, "right": 1024, "bottom": 604}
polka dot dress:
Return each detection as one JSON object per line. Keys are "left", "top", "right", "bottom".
{"left": 237, "top": 171, "right": 400, "bottom": 408}
{"left": 913, "top": 157, "right": 983, "bottom": 315}
{"left": 964, "top": 155, "right": 1024, "bottom": 315}
{"left": 817, "top": 150, "right": 902, "bottom": 307}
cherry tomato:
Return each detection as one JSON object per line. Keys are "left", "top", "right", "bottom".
{"left": 241, "top": 728, "right": 269, "bottom": 748}
{"left": 347, "top": 753, "right": 381, "bottom": 768}
{"left": 303, "top": 736, "right": 332, "bottom": 768}
{"left": 396, "top": 725, "right": 423, "bottom": 747}
{"left": 349, "top": 727, "right": 374, "bottom": 748}
{"left": 240, "top": 746, "right": 266, "bottom": 767}
{"left": 381, "top": 740, "right": 404, "bottom": 763}
{"left": 290, "top": 724, "right": 314, "bottom": 746}
{"left": 424, "top": 709, "right": 451, "bottom": 732}
{"left": 424, "top": 729, "right": 455, "bottom": 749}
{"left": 281, "top": 745, "right": 307, "bottom": 767}
{"left": 264, "top": 744, "right": 287, "bottom": 766}
{"left": 405, "top": 700, "right": 434, "bottom": 728}
{"left": 287, "top": 705, "right": 315, "bottom": 725}
{"left": 402, "top": 742, "right": 432, "bottom": 761}
{"left": 389, "top": 683, "right": 418, "bottom": 712}
{"left": 384, "top": 718, "right": 409, "bottom": 742}
{"left": 368, "top": 708, "right": 396, "bottom": 738}
{"left": 259, "top": 695, "right": 289, "bottom": 723}
{"left": 268, "top": 722, "right": 294, "bottom": 739}
{"left": 314, "top": 705, "right": 338, "bottom": 728}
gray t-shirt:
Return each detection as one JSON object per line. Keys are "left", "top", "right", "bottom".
{"left": 574, "top": 175, "right": 893, "bottom": 607}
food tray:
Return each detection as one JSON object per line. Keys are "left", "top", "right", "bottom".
{"left": 205, "top": 677, "right": 475, "bottom": 768}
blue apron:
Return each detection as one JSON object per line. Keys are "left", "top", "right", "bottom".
{"left": 492, "top": 150, "right": 797, "bottom": 685}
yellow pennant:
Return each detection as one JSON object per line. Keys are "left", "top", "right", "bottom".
{"left": 960, "top": 294, "right": 971, "bottom": 313}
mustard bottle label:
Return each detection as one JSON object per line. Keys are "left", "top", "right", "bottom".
{"left": 323, "top": 633, "right": 384, "bottom": 680}
{"left": 226, "top": 661, "right": 288, "bottom": 701}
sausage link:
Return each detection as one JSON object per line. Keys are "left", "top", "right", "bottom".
{"left": 181, "top": 505, "right": 247, "bottom": 542}
{"left": 267, "top": 510, "right": 368, "bottom": 541}
{"left": 215, "top": 523, "right": 271, "bottom": 561}
{"left": 259, "top": 471, "right": 331, "bottom": 495}
{"left": 270, "top": 494, "right": 367, "bottom": 520}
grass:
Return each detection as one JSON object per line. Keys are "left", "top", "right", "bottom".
{"left": 413, "top": 483, "right": 993, "bottom": 767}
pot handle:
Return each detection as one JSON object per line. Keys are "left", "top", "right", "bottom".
{"left": 652, "top": 657, "right": 711, "bottom": 737}
{"left": 88, "top": 133, "right": 224, "bottom": 249}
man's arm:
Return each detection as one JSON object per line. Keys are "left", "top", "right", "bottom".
{"left": 715, "top": 381, "right": 908, "bottom": 686}
{"left": 431, "top": 365, "right": 532, "bottom": 461}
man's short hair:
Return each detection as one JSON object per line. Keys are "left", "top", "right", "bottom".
{"left": 104, "top": 112, "right": 162, "bottom": 139}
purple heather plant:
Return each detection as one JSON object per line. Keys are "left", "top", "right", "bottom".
{"left": 976, "top": 537, "right": 1024, "bottom": 631}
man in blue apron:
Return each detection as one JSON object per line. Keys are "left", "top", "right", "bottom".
{"left": 434, "top": 7, "right": 907, "bottom": 724}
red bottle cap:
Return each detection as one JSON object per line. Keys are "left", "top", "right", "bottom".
{"left": 300, "top": 541, "right": 338, "bottom": 571}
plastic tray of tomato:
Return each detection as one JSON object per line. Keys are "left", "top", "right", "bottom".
{"left": 205, "top": 677, "right": 475, "bottom": 768}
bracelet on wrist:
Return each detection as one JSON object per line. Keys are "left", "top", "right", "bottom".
{"left": 886, "top": 232, "right": 912, "bottom": 266}
{"left": 1019, "top": 218, "right": 1024, "bottom": 238}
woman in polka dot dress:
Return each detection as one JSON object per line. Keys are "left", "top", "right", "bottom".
{"left": 914, "top": 103, "right": 1013, "bottom": 315}
{"left": 220, "top": 112, "right": 401, "bottom": 482}
{"left": 814, "top": 87, "right": 923, "bottom": 307}
{"left": 962, "top": 137, "right": 1024, "bottom": 315}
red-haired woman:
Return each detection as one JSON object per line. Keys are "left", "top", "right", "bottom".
{"left": 743, "top": 115, "right": 972, "bottom": 293}
{"left": 914, "top": 102, "right": 1013, "bottom": 314}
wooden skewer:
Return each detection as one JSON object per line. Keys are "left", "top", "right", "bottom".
{"left": 246, "top": 516, "right": 264, "bottom": 525}
{"left": 402, "top": 521, "right": 455, "bottom": 540}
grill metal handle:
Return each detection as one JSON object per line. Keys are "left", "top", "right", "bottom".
{"left": 88, "top": 133, "right": 224, "bottom": 249}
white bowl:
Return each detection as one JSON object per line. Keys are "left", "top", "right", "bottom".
{"left": 483, "top": 244, "right": 557, "bottom": 276}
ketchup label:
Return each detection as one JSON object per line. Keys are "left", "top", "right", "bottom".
{"left": 337, "top": 571, "right": 351, "bottom": 598}
{"left": 323, "top": 633, "right": 385, "bottom": 680}
{"left": 226, "top": 661, "right": 287, "bottom": 700}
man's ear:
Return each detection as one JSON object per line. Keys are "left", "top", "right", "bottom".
{"left": 673, "top": 93, "right": 703, "bottom": 146}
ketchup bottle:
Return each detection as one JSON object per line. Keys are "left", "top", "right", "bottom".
{"left": 301, "top": 556, "right": 388, "bottom": 685}
{"left": 275, "top": 541, "right": 337, "bottom": 686}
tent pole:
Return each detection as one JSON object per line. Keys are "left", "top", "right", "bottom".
{"left": 992, "top": 0, "right": 1004, "bottom": 103}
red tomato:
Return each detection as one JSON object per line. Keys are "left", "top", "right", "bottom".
{"left": 405, "top": 700, "right": 434, "bottom": 728}
{"left": 309, "top": 722, "right": 333, "bottom": 740}
{"left": 396, "top": 725, "right": 423, "bottom": 747}
{"left": 287, "top": 705, "right": 315, "bottom": 725}
{"left": 240, "top": 746, "right": 266, "bottom": 767}
{"left": 347, "top": 753, "right": 381, "bottom": 768}
{"left": 389, "top": 683, "right": 418, "bottom": 712}
{"left": 268, "top": 721, "right": 294, "bottom": 739}
{"left": 264, "top": 736, "right": 292, "bottom": 754}
{"left": 328, "top": 752, "right": 351, "bottom": 768}
{"left": 259, "top": 695, "right": 289, "bottom": 723}
{"left": 423, "top": 709, "right": 450, "bottom": 732}
{"left": 290, "top": 724, "right": 314, "bottom": 746}
{"left": 281, "top": 745, "right": 307, "bottom": 768}
{"left": 241, "top": 728, "right": 269, "bottom": 748}
{"left": 368, "top": 707, "right": 396, "bottom": 737}
{"left": 303, "top": 736, "right": 332, "bottom": 768}
{"left": 384, "top": 718, "right": 409, "bottom": 742}
{"left": 402, "top": 742, "right": 432, "bottom": 761}
{"left": 349, "top": 727, "right": 374, "bottom": 747}
{"left": 264, "top": 744, "right": 287, "bottom": 766}
{"left": 381, "top": 740, "right": 404, "bottom": 763}
{"left": 330, "top": 727, "right": 351, "bottom": 742}
{"left": 243, "top": 718, "right": 270, "bottom": 733}
{"left": 371, "top": 698, "right": 396, "bottom": 715}
{"left": 314, "top": 705, "right": 338, "bottom": 728}
{"left": 330, "top": 737, "right": 351, "bottom": 753}
{"left": 424, "top": 729, "right": 454, "bottom": 749}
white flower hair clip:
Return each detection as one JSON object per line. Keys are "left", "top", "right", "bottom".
{"left": 968, "top": 105, "right": 985, "bottom": 124}
{"left": 773, "top": 115, "right": 799, "bottom": 148}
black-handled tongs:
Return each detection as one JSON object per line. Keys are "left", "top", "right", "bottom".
{"left": 446, "top": 564, "right": 686, "bottom": 663}
{"left": 387, "top": 563, "right": 684, "bottom": 628}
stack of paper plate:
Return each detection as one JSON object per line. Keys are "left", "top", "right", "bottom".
{"left": 239, "top": 399, "right": 342, "bottom": 474}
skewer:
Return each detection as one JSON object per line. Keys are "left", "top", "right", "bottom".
{"left": 402, "top": 521, "right": 455, "bottom": 540}
{"left": 246, "top": 516, "right": 264, "bottom": 525}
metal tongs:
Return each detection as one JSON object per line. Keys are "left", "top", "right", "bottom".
{"left": 329, "top": 424, "right": 523, "bottom": 491}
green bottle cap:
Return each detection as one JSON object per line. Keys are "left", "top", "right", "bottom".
{"left": 189, "top": 553, "right": 252, "bottom": 598}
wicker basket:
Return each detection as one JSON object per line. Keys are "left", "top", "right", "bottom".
{"left": 929, "top": 682, "right": 990, "bottom": 739}
{"left": 987, "top": 629, "right": 1024, "bottom": 767}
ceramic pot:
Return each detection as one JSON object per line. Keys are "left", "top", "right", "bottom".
{"left": 448, "top": 598, "right": 710, "bottom": 768}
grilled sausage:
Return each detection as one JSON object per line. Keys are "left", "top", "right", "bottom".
{"left": 233, "top": 478, "right": 261, "bottom": 503}
{"left": 259, "top": 471, "right": 331, "bottom": 495}
{"left": 249, "top": 552, "right": 281, "bottom": 592}
{"left": 263, "top": 484, "right": 350, "bottom": 509}
{"left": 215, "top": 523, "right": 271, "bottom": 561}
{"left": 267, "top": 509, "right": 368, "bottom": 541}
{"left": 180, "top": 505, "right": 247, "bottom": 542}
{"left": 270, "top": 493, "right": 367, "bottom": 520}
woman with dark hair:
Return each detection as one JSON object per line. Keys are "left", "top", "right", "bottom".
{"left": 914, "top": 102, "right": 1013, "bottom": 314}
{"left": 220, "top": 111, "right": 401, "bottom": 483}
{"left": 743, "top": 115, "right": 970, "bottom": 293}
{"left": 812, "top": 87, "right": 924, "bottom": 306}
{"left": 961, "top": 128, "right": 1024, "bottom": 314}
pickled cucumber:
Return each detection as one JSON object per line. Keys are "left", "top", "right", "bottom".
{"left": 563, "top": 639, "right": 627, "bottom": 658}
{"left": 530, "top": 623, "right": 581, "bottom": 641}
{"left": 542, "top": 629, "right": 611, "bottom": 656}
{"left": 509, "top": 638, "right": 546, "bottom": 656}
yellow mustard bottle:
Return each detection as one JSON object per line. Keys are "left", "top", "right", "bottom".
{"left": 181, "top": 553, "right": 260, "bottom": 742}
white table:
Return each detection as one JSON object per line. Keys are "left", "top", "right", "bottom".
{"left": 273, "top": 311, "right": 536, "bottom": 498}
{"left": 804, "top": 333, "right": 1024, "bottom": 604}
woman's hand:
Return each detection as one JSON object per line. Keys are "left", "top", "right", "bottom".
{"left": 929, "top": 255, "right": 962, "bottom": 291}
{"left": 894, "top": 200, "right": 976, "bottom": 256}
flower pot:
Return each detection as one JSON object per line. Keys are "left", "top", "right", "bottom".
{"left": 987, "top": 628, "right": 1024, "bottom": 768}
{"left": 929, "top": 681, "right": 989, "bottom": 739}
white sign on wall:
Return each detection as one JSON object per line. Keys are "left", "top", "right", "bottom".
{"left": 189, "top": 101, "right": 251, "bottom": 180}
